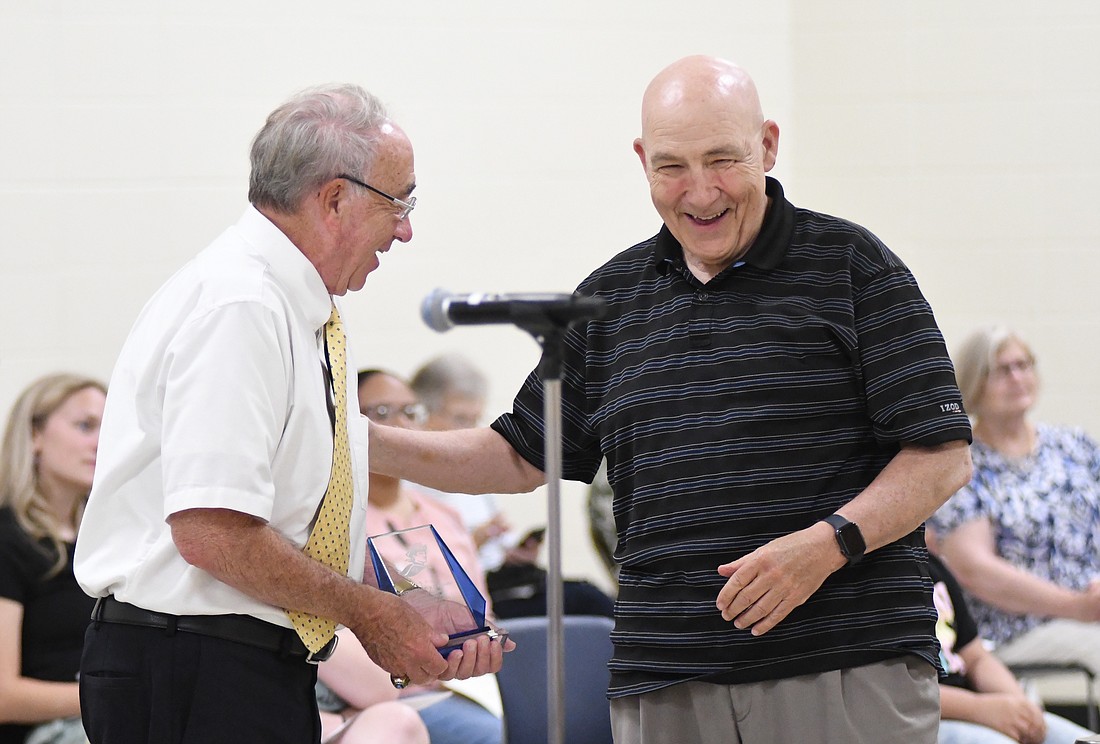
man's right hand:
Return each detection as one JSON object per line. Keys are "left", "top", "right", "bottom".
{"left": 351, "top": 589, "right": 449, "bottom": 686}
{"left": 437, "top": 627, "right": 512, "bottom": 681}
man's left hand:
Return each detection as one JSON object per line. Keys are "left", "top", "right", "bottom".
{"left": 437, "top": 627, "right": 515, "bottom": 681}
{"left": 715, "top": 524, "right": 843, "bottom": 636}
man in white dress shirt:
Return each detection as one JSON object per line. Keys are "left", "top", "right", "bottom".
{"left": 74, "top": 84, "right": 505, "bottom": 744}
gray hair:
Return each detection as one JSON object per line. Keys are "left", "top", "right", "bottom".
{"left": 409, "top": 354, "right": 489, "bottom": 413}
{"left": 248, "top": 83, "right": 390, "bottom": 213}
{"left": 953, "top": 325, "right": 1037, "bottom": 415}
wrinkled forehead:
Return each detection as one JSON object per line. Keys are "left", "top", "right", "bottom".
{"left": 642, "top": 101, "right": 758, "bottom": 164}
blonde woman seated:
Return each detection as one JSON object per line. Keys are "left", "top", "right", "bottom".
{"left": 314, "top": 370, "right": 503, "bottom": 744}
{"left": 930, "top": 326, "right": 1100, "bottom": 675}
{"left": 0, "top": 373, "right": 106, "bottom": 744}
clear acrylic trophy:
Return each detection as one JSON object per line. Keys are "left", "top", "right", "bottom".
{"left": 367, "top": 524, "right": 506, "bottom": 656}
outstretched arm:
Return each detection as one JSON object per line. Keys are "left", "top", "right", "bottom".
{"left": 368, "top": 422, "right": 545, "bottom": 495}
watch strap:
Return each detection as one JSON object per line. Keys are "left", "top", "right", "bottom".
{"left": 820, "top": 513, "right": 865, "bottom": 564}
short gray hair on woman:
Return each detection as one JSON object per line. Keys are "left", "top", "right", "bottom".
{"left": 248, "top": 83, "right": 390, "bottom": 213}
{"left": 953, "top": 325, "right": 1037, "bottom": 415}
{"left": 410, "top": 354, "right": 489, "bottom": 413}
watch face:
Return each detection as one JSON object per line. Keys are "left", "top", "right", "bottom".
{"left": 837, "top": 522, "right": 866, "bottom": 559}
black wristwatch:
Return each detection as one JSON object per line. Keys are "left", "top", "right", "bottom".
{"left": 820, "top": 514, "right": 866, "bottom": 565}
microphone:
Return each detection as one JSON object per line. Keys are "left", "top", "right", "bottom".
{"left": 421, "top": 288, "right": 607, "bottom": 333}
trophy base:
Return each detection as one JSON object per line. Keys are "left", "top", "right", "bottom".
{"left": 441, "top": 627, "right": 509, "bottom": 657}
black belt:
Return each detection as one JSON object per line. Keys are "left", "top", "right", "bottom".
{"left": 91, "top": 595, "right": 338, "bottom": 663}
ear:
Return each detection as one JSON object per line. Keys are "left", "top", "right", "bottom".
{"left": 633, "top": 138, "right": 649, "bottom": 172}
{"left": 761, "top": 120, "right": 780, "bottom": 172}
{"left": 319, "top": 178, "right": 347, "bottom": 221}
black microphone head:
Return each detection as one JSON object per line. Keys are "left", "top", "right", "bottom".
{"left": 421, "top": 288, "right": 454, "bottom": 333}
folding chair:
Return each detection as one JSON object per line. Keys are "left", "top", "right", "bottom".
{"left": 1010, "top": 661, "right": 1099, "bottom": 731}
{"left": 495, "top": 615, "right": 615, "bottom": 744}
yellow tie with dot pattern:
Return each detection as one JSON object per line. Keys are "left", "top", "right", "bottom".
{"left": 287, "top": 304, "right": 354, "bottom": 653}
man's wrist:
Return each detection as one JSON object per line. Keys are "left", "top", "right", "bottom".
{"left": 819, "top": 514, "right": 866, "bottom": 565}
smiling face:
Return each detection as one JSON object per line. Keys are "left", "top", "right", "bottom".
{"left": 634, "top": 57, "right": 779, "bottom": 282}
{"left": 326, "top": 123, "right": 416, "bottom": 295}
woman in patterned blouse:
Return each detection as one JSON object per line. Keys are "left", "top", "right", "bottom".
{"left": 930, "top": 325, "right": 1100, "bottom": 675}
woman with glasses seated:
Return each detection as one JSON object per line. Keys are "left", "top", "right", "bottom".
{"left": 313, "top": 369, "right": 502, "bottom": 744}
{"left": 930, "top": 326, "right": 1100, "bottom": 678}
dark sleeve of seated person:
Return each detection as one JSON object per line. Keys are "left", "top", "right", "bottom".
{"left": 929, "top": 553, "right": 1096, "bottom": 743}
{"left": 929, "top": 552, "right": 981, "bottom": 689}
{"left": 486, "top": 528, "right": 614, "bottom": 619}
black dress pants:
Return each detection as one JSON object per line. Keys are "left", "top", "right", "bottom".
{"left": 80, "top": 621, "right": 320, "bottom": 744}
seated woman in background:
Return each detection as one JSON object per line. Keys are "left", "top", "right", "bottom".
{"left": 930, "top": 326, "right": 1100, "bottom": 674}
{"left": 0, "top": 373, "right": 106, "bottom": 744}
{"left": 928, "top": 543, "right": 1094, "bottom": 744}
{"left": 314, "top": 369, "right": 503, "bottom": 744}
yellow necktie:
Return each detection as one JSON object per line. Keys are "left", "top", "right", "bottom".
{"left": 288, "top": 304, "right": 354, "bottom": 653}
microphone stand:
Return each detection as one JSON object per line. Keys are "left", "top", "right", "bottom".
{"left": 510, "top": 303, "right": 602, "bottom": 744}
{"left": 429, "top": 291, "right": 606, "bottom": 744}
{"left": 535, "top": 327, "right": 567, "bottom": 744}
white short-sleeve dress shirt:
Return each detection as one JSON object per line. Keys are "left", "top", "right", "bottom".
{"left": 75, "top": 206, "right": 369, "bottom": 628}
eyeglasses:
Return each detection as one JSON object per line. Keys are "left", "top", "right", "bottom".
{"left": 989, "top": 358, "right": 1035, "bottom": 381}
{"left": 362, "top": 402, "right": 428, "bottom": 426}
{"left": 337, "top": 174, "right": 416, "bottom": 220}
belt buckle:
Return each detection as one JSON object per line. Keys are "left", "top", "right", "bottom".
{"left": 306, "top": 633, "right": 339, "bottom": 664}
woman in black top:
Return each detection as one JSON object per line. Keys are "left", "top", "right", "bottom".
{"left": 929, "top": 550, "right": 1094, "bottom": 743}
{"left": 0, "top": 374, "right": 105, "bottom": 744}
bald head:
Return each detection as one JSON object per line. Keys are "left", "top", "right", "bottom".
{"left": 633, "top": 55, "right": 779, "bottom": 282}
{"left": 641, "top": 55, "right": 764, "bottom": 138}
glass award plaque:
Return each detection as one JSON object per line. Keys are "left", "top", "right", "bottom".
{"left": 367, "top": 524, "right": 506, "bottom": 656}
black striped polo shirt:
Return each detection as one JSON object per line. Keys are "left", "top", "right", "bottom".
{"left": 491, "top": 177, "right": 972, "bottom": 698}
